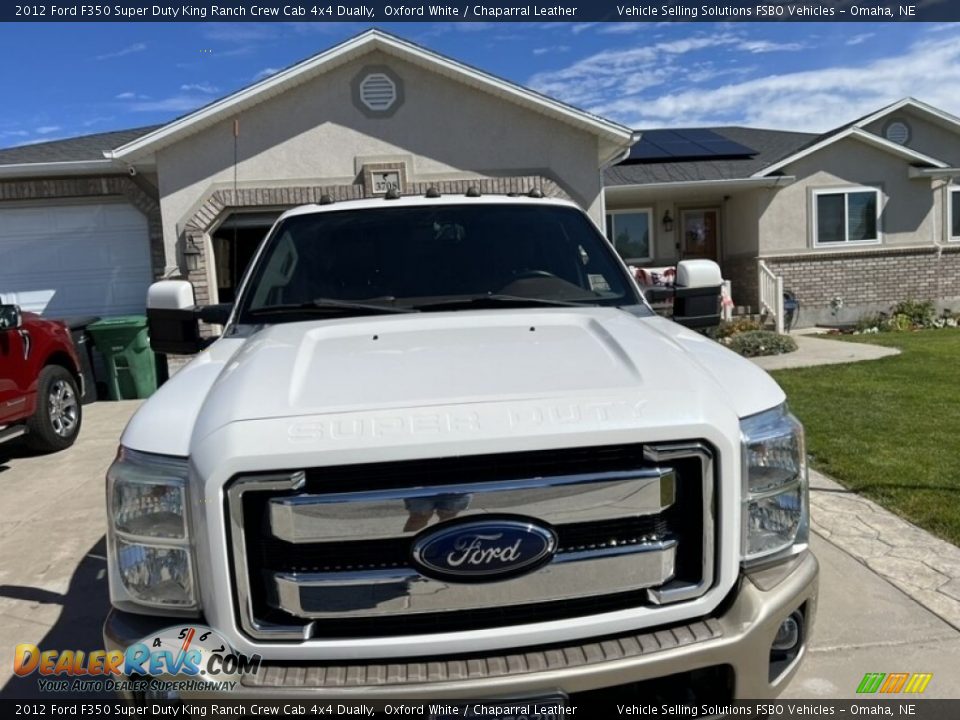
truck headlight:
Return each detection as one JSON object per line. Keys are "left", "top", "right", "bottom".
{"left": 740, "top": 404, "right": 809, "bottom": 564}
{"left": 106, "top": 447, "right": 199, "bottom": 613}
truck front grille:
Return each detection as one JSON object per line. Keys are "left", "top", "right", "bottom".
{"left": 226, "top": 442, "right": 715, "bottom": 643}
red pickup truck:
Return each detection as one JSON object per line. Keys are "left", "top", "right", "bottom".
{"left": 0, "top": 304, "right": 83, "bottom": 452}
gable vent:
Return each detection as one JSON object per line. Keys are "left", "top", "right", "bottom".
{"left": 885, "top": 120, "right": 910, "bottom": 145}
{"left": 359, "top": 73, "right": 397, "bottom": 112}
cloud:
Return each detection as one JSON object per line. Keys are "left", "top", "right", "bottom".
{"left": 35, "top": 125, "right": 61, "bottom": 134}
{"left": 253, "top": 67, "right": 281, "bottom": 81}
{"left": 128, "top": 96, "right": 209, "bottom": 113}
{"left": 180, "top": 82, "right": 220, "bottom": 93}
{"left": 528, "top": 33, "right": 741, "bottom": 107}
{"left": 533, "top": 45, "right": 570, "bottom": 56}
{"left": 115, "top": 91, "right": 150, "bottom": 100}
{"left": 82, "top": 116, "right": 114, "bottom": 127}
{"left": 96, "top": 42, "right": 147, "bottom": 61}
{"left": 17, "top": 136, "right": 66, "bottom": 146}
{"left": 845, "top": 32, "right": 875, "bottom": 46}
{"left": 0, "top": 129, "right": 28, "bottom": 138}
{"left": 736, "top": 40, "right": 807, "bottom": 53}
{"left": 570, "top": 30, "right": 960, "bottom": 132}
{"left": 203, "top": 24, "right": 277, "bottom": 42}
{"left": 597, "top": 23, "right": 648, "bottom": 34}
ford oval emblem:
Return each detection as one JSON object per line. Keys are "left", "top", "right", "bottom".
{"left": 411, "top": 518, "right": 557, "bottom": 583}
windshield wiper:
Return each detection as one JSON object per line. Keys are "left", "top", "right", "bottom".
{"left": 248, "top": 297, "right": 419, "bottom": 317}
{"left": 412, "top": 294, "right": 589, "bottom": 312}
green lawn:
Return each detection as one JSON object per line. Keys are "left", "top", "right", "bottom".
{"left": 770, "top": 329, "right": 960, "bottom": 545}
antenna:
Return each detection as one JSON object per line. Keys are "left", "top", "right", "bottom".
{"left": 232, "top": 119, "right": 239, "bottom": 297}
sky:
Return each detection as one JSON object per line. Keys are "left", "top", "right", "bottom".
{"left": 1, "top": 21, "right": 959, "bottom": 149}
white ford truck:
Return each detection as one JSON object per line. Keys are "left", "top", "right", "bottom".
{"left": 103, "top": 193, "right": 817, "bottom": 703}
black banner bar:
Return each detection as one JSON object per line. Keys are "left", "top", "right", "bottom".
{"left": 4, "top": 699, "right": 960, "bottom": 718}
{"left": 5, "top": 0, "right": 960, "bottom": 23}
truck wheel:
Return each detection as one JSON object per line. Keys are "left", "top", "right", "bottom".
{"left": 25, "top": 365, "right": 82, "bottom": 453}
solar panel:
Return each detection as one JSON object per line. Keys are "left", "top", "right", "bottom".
{"left": 674, "top": 128, "right": 721, "bottom": 142}
{"left": 624, "top": 128, "right": 757, "bottom": 164}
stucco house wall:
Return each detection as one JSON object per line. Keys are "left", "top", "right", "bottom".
{"left": 863, "top": 108, "right": 960, "bottom": 167}
{"left": 758, "top": 137, "right": 936, "bottom": 256}
{"left": 155, "top": 49, "right": 605, "bottom": 282}
{"left": 755, "top": 137, "right": 959, "bottom": 324}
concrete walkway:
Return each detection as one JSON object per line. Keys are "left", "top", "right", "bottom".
{"left": 751, "top": 333, "right": 900, "bottom": 371}
{"left": 809, "top": 469, "right": 960, "bottom": 629}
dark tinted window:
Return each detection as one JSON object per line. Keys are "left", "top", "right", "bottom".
{"left": 240, "top": 204, "right": 637, "bottom": 318}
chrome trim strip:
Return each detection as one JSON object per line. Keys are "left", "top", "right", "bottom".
{"left": 644, "top": 442, "right": 715, "bottom": 605}
{"left": 268, "top": 468, "right": 675, "bottom": 543}
{"left": 227, "top": 472, "right": 314, "bottom": 641}
{"left": 271, "top": 541, "right": 677, "bottom": 619}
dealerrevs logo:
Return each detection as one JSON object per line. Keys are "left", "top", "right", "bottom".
{"left": 14, "top": 625, "right": 261, "bottom": 691}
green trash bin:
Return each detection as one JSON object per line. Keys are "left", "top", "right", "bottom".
{"left": 87, "top": 315, "right": 158, "bottom": 400}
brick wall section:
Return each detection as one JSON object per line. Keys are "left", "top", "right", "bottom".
{"left": 764, "top": 245, "right": 960, "bottom": 323}
{"left": 721, "top": 255, "right": 760, "bottom": 312}
{"left": 0, "top": 174, "right": 165, "bottom": 280}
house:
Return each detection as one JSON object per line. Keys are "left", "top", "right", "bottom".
{"left": 605, "top": 98, "right": 960, "bottom": 327}
{"left": 2, "top": 28, "right": 958, "bottom": 331}
{"left": 0, "top": 29, "right": 633, "bottom": 317}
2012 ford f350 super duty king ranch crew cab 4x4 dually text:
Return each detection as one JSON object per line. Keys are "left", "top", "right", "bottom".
{"left": 102, "top": 192, "right": 817, "bottom": 703}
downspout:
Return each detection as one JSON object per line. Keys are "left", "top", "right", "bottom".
{"left": 931, "top": 174, "right": 956, "bottom": 306}
{"left": 598, "top": 131, "right": 640, "bottom": 236}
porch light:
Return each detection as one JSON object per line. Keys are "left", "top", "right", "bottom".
{"left": 183, "top": 237, "right": 202, "bottom": 273}
{"left": 662, "top": 210, "right": 674, "bottom": 233}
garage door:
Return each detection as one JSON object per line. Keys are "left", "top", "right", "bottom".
{"left": 0, "top": 201, "right": 152, "bottom": 318}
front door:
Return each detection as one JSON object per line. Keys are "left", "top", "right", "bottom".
{"left": 681, "top": 208, "right": 720, "bottom": 261}
{"left": 211, "top": 212, "right": 282, "bottom": 303}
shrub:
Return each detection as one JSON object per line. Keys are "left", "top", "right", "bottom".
{"left": 727, "top": 330, "right": 798, "bottom": 358}
{"left": 854, "top": 300, "right": 943, "bottom": 334}
{"left": 714, "top": 317, "right": 762, "bottom": 339}
{"left": 891, "top": 299, "right": 936, "bottom": 328}
{"left": 854, "top": 313, "right": 886, "bottom": 334}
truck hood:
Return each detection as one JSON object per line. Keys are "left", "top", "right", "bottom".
{"left": 122, "top": 308, "right": 785, "bottom": 456}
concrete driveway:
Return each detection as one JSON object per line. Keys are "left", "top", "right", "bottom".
{"left": 1, "top": 401, "right": 958, "bottom": 699}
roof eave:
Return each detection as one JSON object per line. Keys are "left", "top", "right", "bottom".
{"left": 604, "top": 175, "right": 797, "bottom": 195}
{"left": 752, "top": 127, "right": 949, "bottom": 178}
{"left": 107, "top": 30, "right": 632, "bottom": 164}
{"left": 0, "top": 158, "right": 121, "bottom": 179}
{"left": 854, "top": 97, "right": 960, "bottom": 134}
{"left": 908, "top": 166, "right": 960, "bottom": 179}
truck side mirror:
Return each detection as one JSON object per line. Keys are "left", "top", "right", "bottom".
{"left": 147, "top": 281, "right": 202, "bottom": 355}
{"left": 146, "top": 281, "right": 234, "bottom": 355}
{"left": 672, "top": 259, "right": 723, "bottom": 331}
{"left": 0, "top": 304, "right": 22, "bottom": 331}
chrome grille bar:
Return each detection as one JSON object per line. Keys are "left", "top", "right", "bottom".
{"left": 269, "top": 468, "right": 675, "bottom": 543}
{"left": 272, "top": 541, "right": 677, "bottom": 618}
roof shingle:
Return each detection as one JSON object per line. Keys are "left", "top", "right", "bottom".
{"left": 0, "top": 126, "right": 160, "bottom": 166}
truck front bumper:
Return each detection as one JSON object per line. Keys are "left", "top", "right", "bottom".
{"left": 104, "top": 550, "right": 817, "bottom": 701}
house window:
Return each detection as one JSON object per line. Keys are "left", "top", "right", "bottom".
{"left": 813, "top": 187, "right": 881, "bottom": 246}
{"left": 605, "top": 210, "right": 653, "bottom": 261}
{"left": 950, "top": 188, "right": 960, "bottom": 241}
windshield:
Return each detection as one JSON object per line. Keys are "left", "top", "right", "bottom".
{"left": 237, "top": 203, "right": 640, "bottom": 322}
